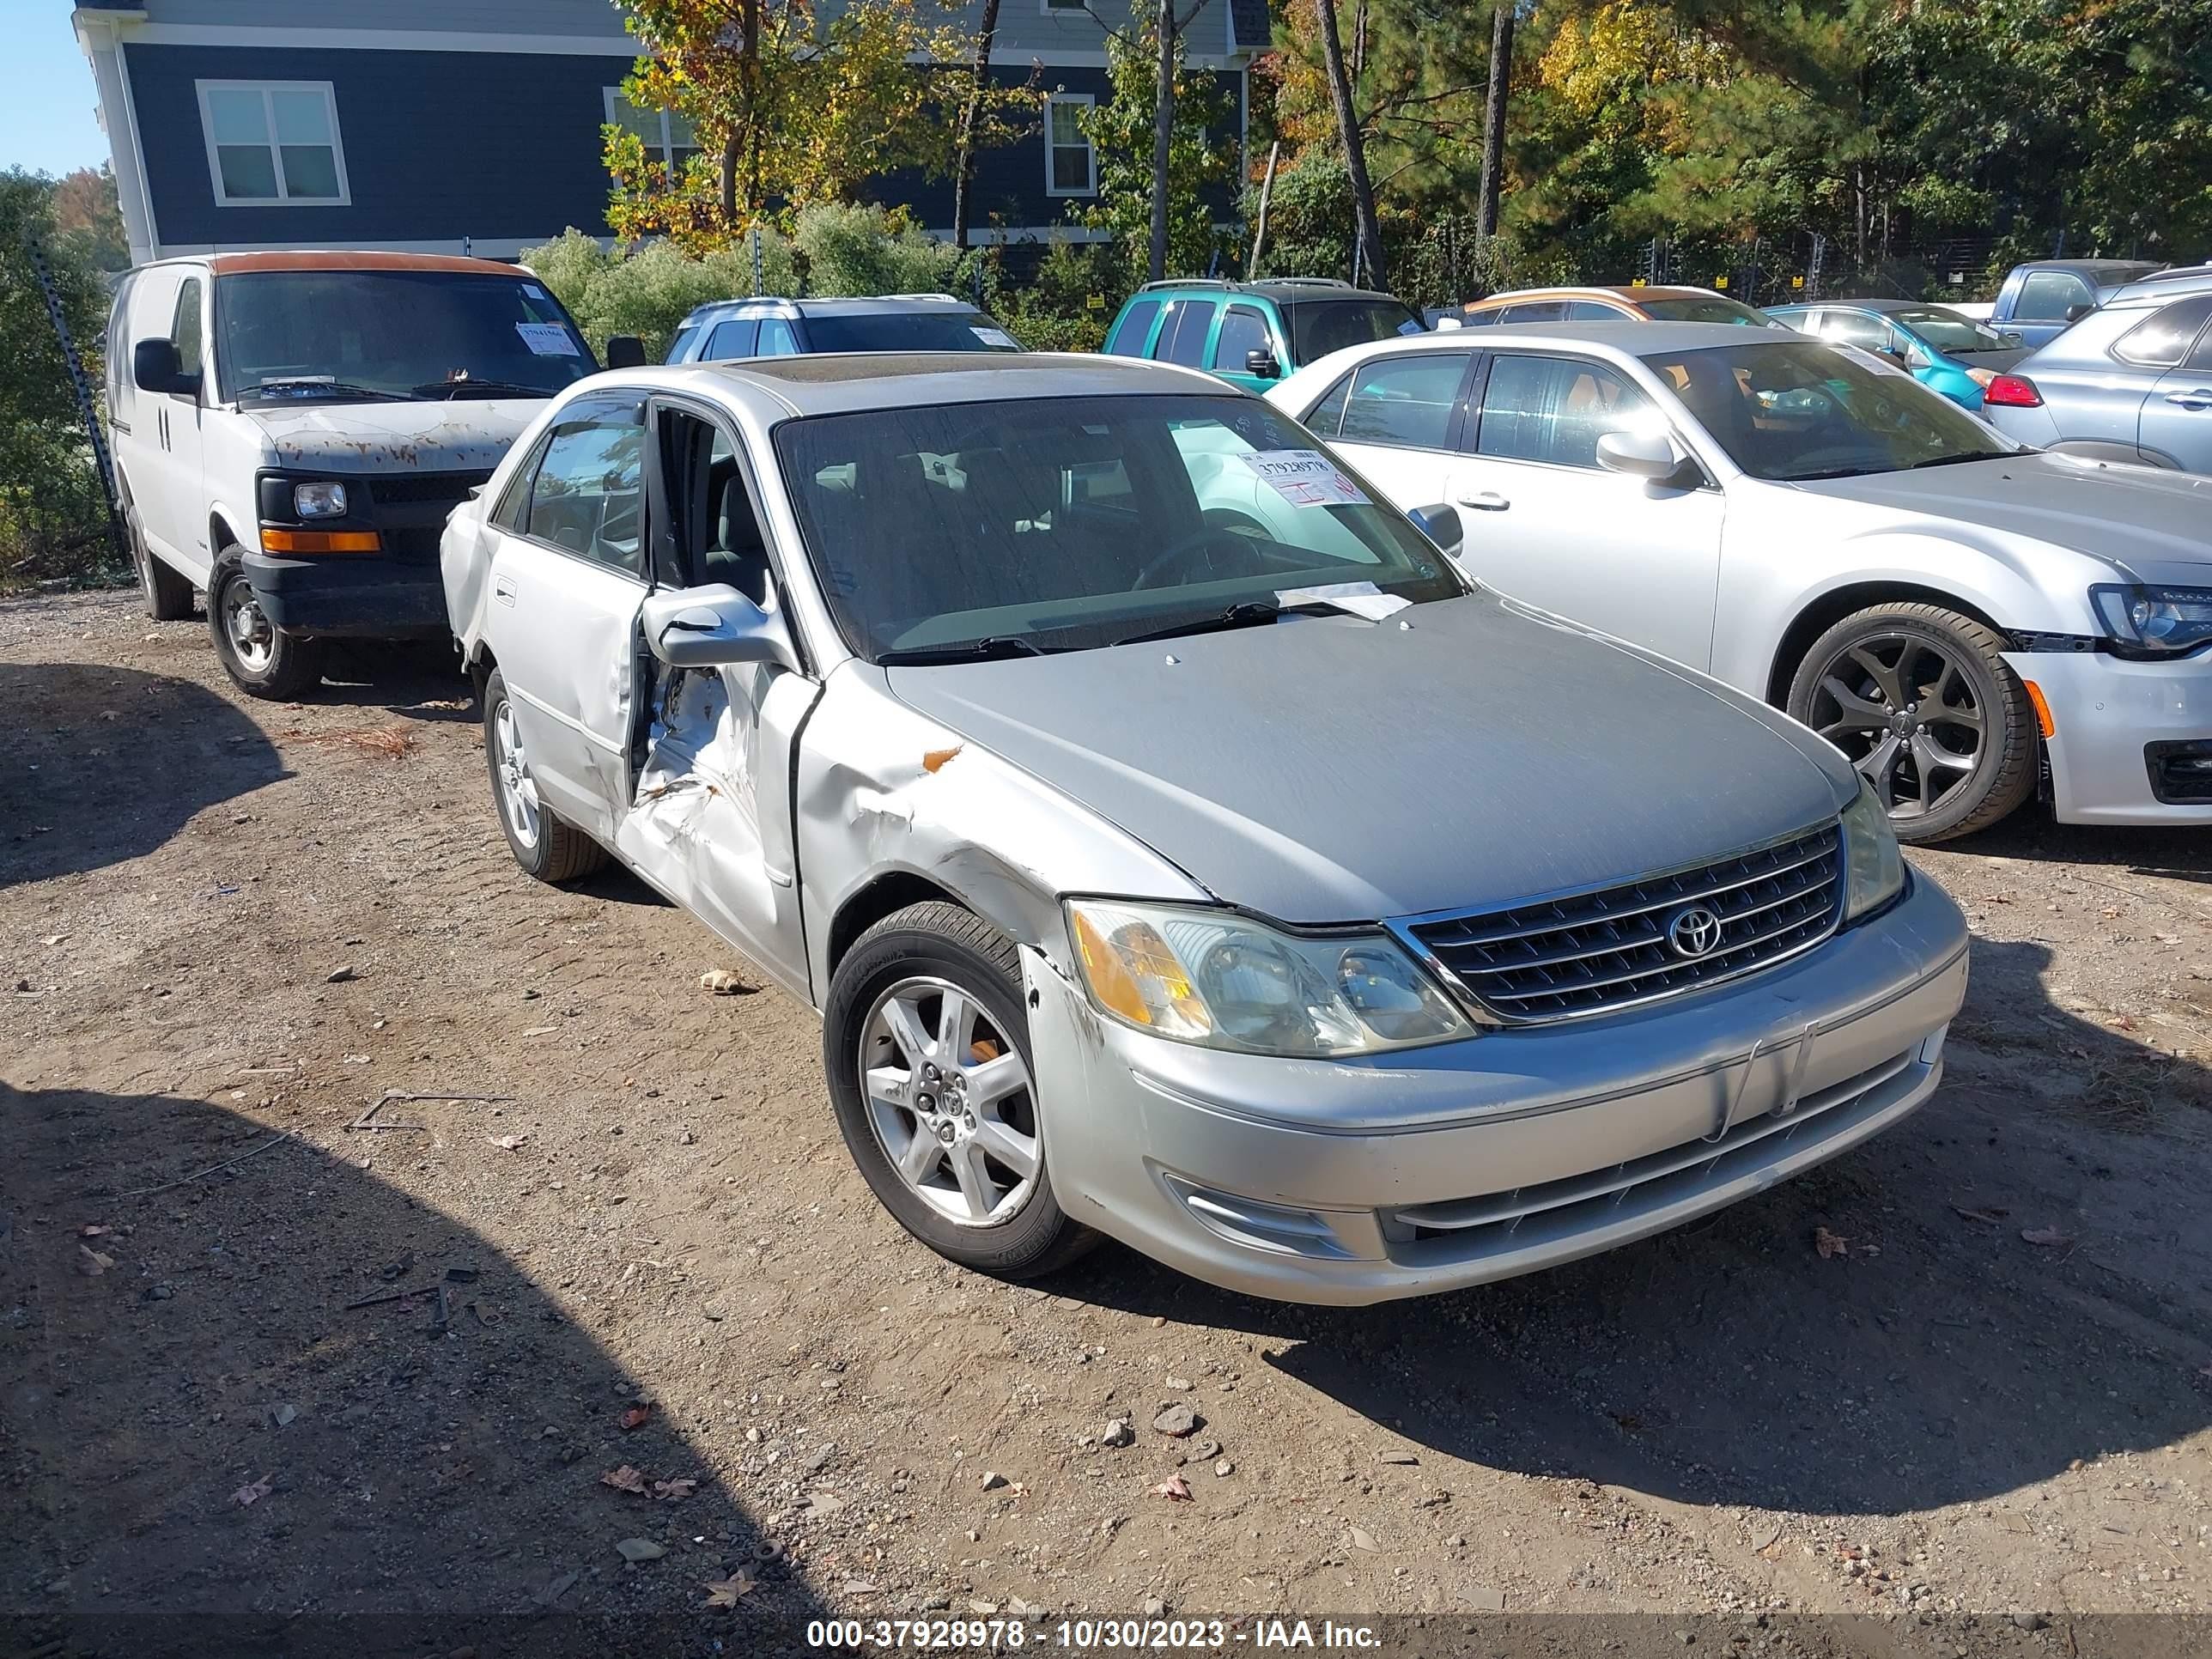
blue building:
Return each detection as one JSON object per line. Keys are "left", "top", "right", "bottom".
{"left": 70, "top": 0, "right": 1267, "bottom": 268}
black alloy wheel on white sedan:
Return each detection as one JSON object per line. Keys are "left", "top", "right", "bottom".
{"left": 823, "top": 901, "right": 1095, "bottom": 1280}
{"left": 1787, "top": 601, "right": 2037, "bottom": 842}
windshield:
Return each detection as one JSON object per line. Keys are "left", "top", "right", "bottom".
{"left": 803, "top": 311, "right": 1022, "bottom": 353}
{"left": 1641, "top": 339, "right": 2022, "bottom": 481}
{"left": 1285, "top": 298, "right": 1427, "bottom": 361}
{"left": 1887, "top": 307, "right": 2012, "bottom": 354}
{"left": 775, "top": 393, "right": 1463, "bottom": 660}
{"left": 1638, "top": 295, "right": 1778, "bottom": 327}
{"left": 216, "top": 270, "right": 595, "bottom": 404}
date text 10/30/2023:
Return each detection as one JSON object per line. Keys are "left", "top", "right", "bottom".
{"left": 805, "top": 1618, "right": 1385, "bottom": 1650}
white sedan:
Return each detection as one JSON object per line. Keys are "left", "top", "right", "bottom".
{"left": 1268, "top": 321, "right": 2212, "bottom": 842}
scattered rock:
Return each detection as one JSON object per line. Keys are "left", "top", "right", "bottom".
{"left": 921, "top": 1595, "right": 951, "bottom": 1612}
{"left": 1349, "top": 1526, "right": 1381, "bottom": 1553}
{"left": 1152, "top": 1403, "right": 1199, "bottom": 1437}
{"left": 2012, "top": 1613, "right": 2049, "bottom": 1632}
{"left": 1100, "top": 1418, "right": 1134, "bottom": 1448}
{"left": 1213, "top": 1458, "right": 1234, "bottom": 1478}
{"left": 1469, "top": 1587, "right": 1504, "bottom": 1612}
{"left": 981, "top": 1470, "right": 1009, "bottom": 1491}
{"left": 1164, "top": 1376, "right": 1193, "bottom": 1390}
{"left": 1377, "top": 1449, "right": 1419, "bottom": 1465}
{"left": 1009, "top": 1596, "right": 1047, "bottom": 1617}
{"left": 1191, "top": 1437, "right": 1222, "bottom": 1461}
{"left": 699, "top": 969, "right": 755, "bottom": 996}
{"left": 270, "top": 1403, "right": 297, "bottom": 1428}
{"left": 1143, "top": 1596, "right": 1168, "bottom": 1617}
{"left": 615, "top": 1537, "right": 665, "bottom": 1563}
{"left": 325, "top": 965, "right": 358, "bottom": 984}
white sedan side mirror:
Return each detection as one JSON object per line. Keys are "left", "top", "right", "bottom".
{"left": 641, "top": 582, "right": 801, "bottom": 672}
{"left": 1595, "top": 428, "right": 1685, "bottom": 481}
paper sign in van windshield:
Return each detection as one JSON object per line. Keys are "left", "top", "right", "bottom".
{"left": 1239, "top": 449, "right": 1370, "bottom": 507}
{"left": 516, "top": 322, "right": 580, "bottom": 356}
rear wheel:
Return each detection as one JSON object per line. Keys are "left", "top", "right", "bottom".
{"left": 209, "top": 554, "right": 326, "bottom": 699}
{"left": 131, "top": 501, "right": 196, "bottom": 622}
{"left": 1786, "top": 602, "right": 2036, "bottom": 842}
{"left": 482, "top": 667, "right": 607, "bottom": 884}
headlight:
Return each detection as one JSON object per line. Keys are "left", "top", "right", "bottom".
{"left": 2090, "top": 583, "right": 2212, "bottom": 658}
{"left": 1066, "top": 899, "right": 1473, "bottom": 1056}
{"left": 293, "top": 481, "right": 350, "bottom": 519}
{"left": 1841, "top": 777, "right": 1906, "bottom": 921}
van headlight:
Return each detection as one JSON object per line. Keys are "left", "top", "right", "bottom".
{"left": 293, "top": 481, "right": 350, "bottom": 519}
{"left": 1066, "top": 899, "right": 1473, "bottom": 1055}
{"left": 1841, "top": 777, "right": 1906, "bottom": 921}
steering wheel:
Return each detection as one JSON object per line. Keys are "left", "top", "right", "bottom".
{"left": 1132, "top": 526, "right": 1234, "bottom": 592}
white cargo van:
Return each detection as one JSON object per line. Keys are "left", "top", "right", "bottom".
{"left": 107, "top": 252, "right": 606, "bottom": 697}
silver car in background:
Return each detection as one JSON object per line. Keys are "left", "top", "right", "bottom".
{"left": 442, "top": 352, "right": 1965, "bottom": 1305}
{"left": 1270, "top": 322, "right": 2212, "bottom": 840}
{"left": 1982, "top": 289, "right": 2212, "bottom": 474}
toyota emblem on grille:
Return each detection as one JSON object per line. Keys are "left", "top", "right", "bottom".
{"left": 1666, "top": 905, "right": 1723, "bottom": 959}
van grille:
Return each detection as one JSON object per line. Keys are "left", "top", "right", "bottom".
{"left": 1403, "top": 822, "right": 1844, "bottom": 1024}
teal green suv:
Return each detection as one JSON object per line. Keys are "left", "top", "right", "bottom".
{"left": 1103, "top": 277, "right": 1427, "bottom": 392}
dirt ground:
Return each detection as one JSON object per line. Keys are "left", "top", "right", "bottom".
{"left": 4, "top": 589, "right": 2211, "bottom": 1659}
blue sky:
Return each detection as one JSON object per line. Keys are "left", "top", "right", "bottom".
{"left": 3, "top": 3, "right": 114, "bottom": 178}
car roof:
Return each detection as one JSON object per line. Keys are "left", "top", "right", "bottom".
{"left": 1468, "top": 285, "right": 1727, "bottom": 308}
{"left": 142, "top": 250, "right": 527, "bottom": 278}
{"left": 1126, "top": 279, "right": 1404, "bottom": 306}
{"left": 637, "top": 350, "right": 1224, "bottom": 419}
{"left": 683, "top": 295, "right": 982, "bottom": 323}
{"left": 2110, "top": 267, "right": 2212, "bottom": 305}
{"left": 2017, "top": 258, "right": 2164, "bottom": 278}
{"left": 1311, "top": 319, "right": 1784, "bottom": 363}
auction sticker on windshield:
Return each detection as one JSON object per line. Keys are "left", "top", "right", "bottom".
{"left": 515, "top": 322, "right": 580, "bottom": 356}
{"left": 1240, "top": 450, "right": 1369, "bottom": 507}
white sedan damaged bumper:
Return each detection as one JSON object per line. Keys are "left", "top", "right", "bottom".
{"left": 2007, "top": 648, "right": 2212, "bottom": 824}
{"left": 1025, "top": 872, "right": 1968, "bottom": 1305}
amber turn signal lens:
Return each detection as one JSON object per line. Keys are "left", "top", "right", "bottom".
{"left": 2021, "top": 678, "right": 2056, "bottom": 739}
{"left": 260, "top": 527, "right": 381, "bottom": 554}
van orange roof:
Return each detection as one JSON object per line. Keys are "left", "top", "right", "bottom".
{"left": 204, "top": 251, "right": 522, "bottom": 276}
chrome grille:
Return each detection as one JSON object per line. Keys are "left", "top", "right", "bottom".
{"left": 1403, "top": 822, "right": 1844, "bottom": 1023}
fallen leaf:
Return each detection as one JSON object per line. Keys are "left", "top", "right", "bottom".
{"left": 1951, "top": 1206, "right": 2008, "bottom": 1224}
{"left": 601, "top": 1465, "right": 648, "bottom": 1494}
{"left": 703, "top": 1571, "right": 757, "bottom": 1607}
{"left": 77, "top": 1245, "right": 115, "bottom": 1276}
{"left": 233, "top": 1473, "right": 273, "bottom": 1507}
{"left": 621, "top": 1405, "right": 653, "bottom": 1431}
{"left": 2021, "top": 1227, "right": 2075, "bottom": 1248}
{"left": 1814, "top": 1226, "right": 1850, "bottom": 1260}
{"left": 653, "top": 1478, "right": 698, "bottom": 1499}
{"left": 1150, "top": 1475, "right": 1193, "bottom": 1501}
{"left": 485, "top": 1134, "right": 527, "bottom": 1152}
{"left": 2112, "top": 1015, "right": 2137, "bottom": 1031}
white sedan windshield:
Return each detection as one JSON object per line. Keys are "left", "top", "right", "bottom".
{"left": 775, "top": 394, "right": 1463, "bottom": 660}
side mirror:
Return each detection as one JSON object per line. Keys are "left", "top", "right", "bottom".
{"left": 133, "top": 337, "right": 198, "bottom": 396}
{"left": 1244, "top": 348, "right": 1280, "bottom": 380}
{"left": 604, "top": 334, "right": 648, "bottom": 370}
{"left": 1431, "top": 315, "right": 1464, "bottom": 331}
{"left": 2063, "top": 302, "right": 2094, "bottom": 324}
{"left": 1594, "top": 428, "right": 1686, "bottom": 482}
{"left": 1875, "top": 345, "right": 1910, "bottom": 368}
{"left": 641, "top": 582, "right": 800, "bottom": 672}
{"left": 1407, "top": 503, "right": 1462, "bottom": 552}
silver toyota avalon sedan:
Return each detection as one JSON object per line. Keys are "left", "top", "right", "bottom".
{"left": 441, "top": 352, "right": 1967, "bottom": 1304}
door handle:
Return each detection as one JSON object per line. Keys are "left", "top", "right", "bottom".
{"left": 2163, "top": 390, "right": 2212, "bottom": 410}
{"left": 1455, "top": 490, "right": 1511, "bottom": 512}
{"left": 492, "top": 577, "right": 517, "bottom": 607}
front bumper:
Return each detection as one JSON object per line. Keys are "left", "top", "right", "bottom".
{"left": 1026, "top": 872, "right": 1967, "bottom": 1305}
{"left": 244, "top": 550, "right": 450, "bottom": 639}
{"left": 2007, "top": 647, "right": 2212, "bottom": 824}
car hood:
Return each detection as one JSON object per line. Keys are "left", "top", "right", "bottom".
{"left": 884, "top": 593, "right": 1852, "bottom": 924}
{"left": 1790, "top": 452, "right": 2212, "bottom": 579}
{"left": 249, "top": 398, "right": 545, "bottom": 473}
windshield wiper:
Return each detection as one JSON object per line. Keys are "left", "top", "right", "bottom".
{"left": 243, "top": 379, "right": 403, "bottom": 402}
{"left": 1110, "top": 601, "right": 1290, "bottom": 647}
{"left": 875, "top": 635, "right": 1053, "bottom": 666}
{"left": 410, "top": 379, "right": 559, "bottom": 400}
{"left": 1784, "top": 465, "right": 1881, "bottom": 482}
{"left": 1906, "top": 450, "right": 2014, "bottom": 470}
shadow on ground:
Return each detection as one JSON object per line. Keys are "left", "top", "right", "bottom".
{"left": 0, "top": 665, "right": 288, "bottom": 891}
{"left": 1054, "top": 932, "right": 2212, "bottom": 1518}
{"left": 315, "top": 639, "right": 478, "bottom": 725}
{"left": 0, "top": 1083, "right": 821, "bottom": 1658}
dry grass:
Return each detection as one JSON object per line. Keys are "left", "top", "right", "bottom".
{"left": 282, "top": 725, "right": 416, "bottom": 759}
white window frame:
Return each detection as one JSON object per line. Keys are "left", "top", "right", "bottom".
{"left": 195, "top": 80, "right": 349, "bottom": 208}
{"left": 1043, "top": 93, "right": 1097, "bottom": 199}
{"left": 1040, "top": 0, "right": 1090, "bottom": 12}
{"left": 605, "top": 88, "right": 695, "bottom": 170}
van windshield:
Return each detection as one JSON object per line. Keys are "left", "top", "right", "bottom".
{"left": 218, "top": 270, "right": 597, "bottom": 404}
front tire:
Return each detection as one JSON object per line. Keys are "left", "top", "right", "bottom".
{"left": 824, "top": 901, "right": 1095, "bottom": 1280}
{"left": 1786, "top": 602, "right": 2036, "bottom": 842}
{"left": 482, "top": 667, "right": 607, "bottom": 884}
{"left": 209, "top": 554, "right": 326, "bottom": 699}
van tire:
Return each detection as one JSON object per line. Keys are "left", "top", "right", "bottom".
{"left": 131, "top": 501, "right": 196, "bottom": 622}
{"left": 209, "top": 552, "right": 327, "bottom": 700}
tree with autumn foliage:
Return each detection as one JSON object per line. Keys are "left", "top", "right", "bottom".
{"left": 605, "top": 0, "right": 1035, "bottom": 250}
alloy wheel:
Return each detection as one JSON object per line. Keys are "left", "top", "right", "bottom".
{"left": 858, "top": 975, "right": 1039, "bottom": 1228}
{"left": 492, "top": 699, "right": 543, "bottom": 850}
{"left": 1807, "top": 631, "right": 1984, "bottom": 820}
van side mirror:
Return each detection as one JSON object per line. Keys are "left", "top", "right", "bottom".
{"left": 1244, "top": 348, "right": 1280, "bottom": 380}
{"left": 641, "top": 582, "right": 799, "bottom": 672}
{"left": 133, "top": 337, "right": 198, "bottom": 396}
{"left": 605, "top": 334, "right": 648, "bottom": 370}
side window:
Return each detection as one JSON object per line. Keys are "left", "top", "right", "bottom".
{"left": 666, "top": 324, "right": 702, "bottom": 363}
{"left": 171, "top": 279, "right": 204, "bottom": 380}
{"left": 704, "top": 317, "right": 759, "bottom": 361}
{"left": 2015, "top": 271, "right": 2091, "bottom": 323}
{"left": 658, "top": 406, "right": 773, "bottom": 602}
{"left": 1104, "top": 298, "right": 1161, "bottom": 357}
{"left": 1339, "top": 354, "right": 1470, "bottom": 448}
{"left": 1301, "top": 372, "right": 1354, "bottom": 436}
{"left": 2112, "top": 298, "right": 2212, "bottom": 368}
{"left": 1473, "top": 355, "right": 1656, "bottom": 469}
{"left": 756, "top": 317, "right": 799, "bottom": 356}
{"left": 492, "top": 434, "right": 546, "bottom": 532}
{"left": 1820, "top": 310, "right": 1893, "bottom": 350}
{"left": 2188, "top": 320, "right": 2212, "bottom": 373}
{"left": 1499, "top": 301, "right": 1565, "bottom": 323}
{"left": 1563, "top": 301, "right": 1619, "bottom": 320}
{"left": 1152, "top": 300, "right": 1216, "bottom": 368}
{"left": 525, "top": 400, "right": 647, "bottom": 574}
{"left": 1211, "top": 305, "right": 1271, "bottom": 370}
{"left": 106, "top": 277, "right": 134, "bottom": 411}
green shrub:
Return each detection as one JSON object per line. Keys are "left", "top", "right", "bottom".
{"left": 520, "top": 228, "right": 798, "bottom": 361}
{"left": 793, "top": 203, "right": 961, "bottom": 298}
